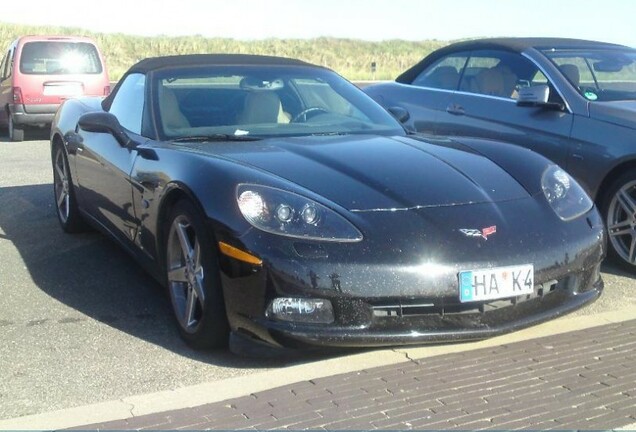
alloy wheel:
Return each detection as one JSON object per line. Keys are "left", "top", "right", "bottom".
{"left": 167, "top": 215, "right": 206, "bottom": 333}
{"left": 53, "top": 148, "right": 70, "bottom": 223}
{"left": 607, "top": 179, "right": 636, "bottom": 265}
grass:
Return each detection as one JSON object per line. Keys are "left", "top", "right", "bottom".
{"left": 0, "top": 22, "right": 451, "bottom": 81}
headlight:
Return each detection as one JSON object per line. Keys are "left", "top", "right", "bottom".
{"left": 541, "top": 165, "right": 593, "bottom": 221}
{"left": 237, "top": 184, "right": 363, "bottom": 242}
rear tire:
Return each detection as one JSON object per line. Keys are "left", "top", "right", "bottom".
{"left": 9, "top": 115, "right": 24, "bottom": 142}
{"left": 52, "top": 144, "right": 87, "bottom": 232}
{"left": 165, "top": 199, "right": 229, "bottom": 349}
{"left": 602, "top": 170, "right": 636, "bottom": 273}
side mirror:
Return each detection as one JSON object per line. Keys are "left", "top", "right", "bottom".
{"left": 517, "top": 84, "right": 550, "bottom": 106}
{"left": 78, "top": 112, "right": 132, "bottom": 147}
{"left": 516, "top": 84, "right": 564, "bottom": 111}
{"left": 387, "top": 106, "right": 410, "bottom": 123}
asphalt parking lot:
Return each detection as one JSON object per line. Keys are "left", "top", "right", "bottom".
{"left": 1, "top": 134, "right": 635, "bottom": 421}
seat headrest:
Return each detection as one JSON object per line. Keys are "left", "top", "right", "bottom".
{"left": 475, "top": 67, "right": 505, "bottom": 96}
{"left": 560, "top": 64, "right": 580, "bottom": 88}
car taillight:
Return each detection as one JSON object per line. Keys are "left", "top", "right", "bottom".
{"left": 104, "top": 86, "right": 111, "bottom": 96}
{"left": 12, "top": 87, "right": 23, "bottom": 104}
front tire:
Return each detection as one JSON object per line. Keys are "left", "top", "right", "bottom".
{"left": 165, "top": 199, "right": 229, "bottom": 349}
{"left": 603, "top": 171, "right": 636, "bottom": 273}
{"left": 9, "top": 115, "right": 24, "bottom": 142}
{"left": 52, "top": 144, "right": 86, "bottom": 232}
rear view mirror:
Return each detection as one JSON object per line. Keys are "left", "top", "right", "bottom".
{"left": 593, "top": 60, "right": 626, "bottom": 73}
{"left": 239, "top": 77, "right": 284, "bottom": 90}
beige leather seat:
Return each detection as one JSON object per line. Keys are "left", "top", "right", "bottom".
{"left": 238, "top": 91, "right": 290, "bottom": 124}
{"left": 475, "top": 67, "right": 505, "bottom": 97}
{"left": 159, "top": 86, "right": 190, "bottom": 133}
{"left": 494, "top": 64, "right": 518, "bottom": 98}
{"left": 423, "top": 66, "right": 459, "bottom": 90}
{"left": 560, "top": 64, "right": 581, "bottom": 88}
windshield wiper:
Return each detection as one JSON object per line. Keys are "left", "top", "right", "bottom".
{"left": 172, "top": 134, "right": 261, "bottom": 143}
{"left": 310, "top": 131, "right": 350, "bottom": 136}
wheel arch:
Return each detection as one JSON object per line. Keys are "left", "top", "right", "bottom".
{"left": 594, "top": 159, "right": 636, "bottom": 208}
{"left": 50, "top": 131, "right": 65, "bottom": 154}
{"left": 50, "top": 132, "right": 72, "bottom": 184}
{"left": 154, "top": 182, "right": 213, "bottom": 277}
{"left": 158, "top": 182, "right": 231, "bottom": 348}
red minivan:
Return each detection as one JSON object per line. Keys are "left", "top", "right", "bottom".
{"left": 0, "top": 35, "right": 110, "bottom": 141}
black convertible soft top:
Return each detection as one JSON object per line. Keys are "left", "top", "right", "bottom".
{"left": 434, "top": 37, "right": 625, "bottom": 53}
{"left": 104, "top": 54, "right": 318, "bottom": 110}
{"left": 128, "top": 54, "right": 313, "bottom": 74}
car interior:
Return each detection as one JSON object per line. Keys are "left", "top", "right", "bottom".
{"left": 415, "top": 52, "right": 570, "bottom": 103}
{"left": 156, "top": 74, "right": 367, "bottom": 137}
{"left": 157, "top": 75, "right": 318, "bottom": 135}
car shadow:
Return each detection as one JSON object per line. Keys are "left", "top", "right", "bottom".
{"left": 600, "top": 259, "right": 633, "bottom": 278}
{"left": 0, "top": 127, "right": 49, "bottom": 142}
{"left": 0, "top": 182, "right": 353, "bottom": 367}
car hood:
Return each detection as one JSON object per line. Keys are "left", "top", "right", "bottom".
{"left": 190, "top": 134, "right": 531, "bottom": 211}
{"left": 589, "top": 100, "right": 636, "bottom": 130}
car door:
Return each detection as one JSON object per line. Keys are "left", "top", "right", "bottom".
{"left": 372, "top": 52, "right": 469, "bottom": 135}
{"left": 436, "top": 50, "right": 573, "bottom": 168}
{"left": 75, "top": 73, "right": 146, "bottom": 244}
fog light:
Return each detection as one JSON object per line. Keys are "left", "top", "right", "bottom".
{"left": 267, "top": 298, "right": 334, "bottom": 323}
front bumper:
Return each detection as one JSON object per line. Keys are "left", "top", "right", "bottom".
{"left": 219, "top": 201, "right": 606, "bottom": 352}
{"left": 253, "top": 277, "right": 602, "bottom": 348}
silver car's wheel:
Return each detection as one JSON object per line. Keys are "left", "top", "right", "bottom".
{"left": 165, "top": 200, "right": 229, "bottom": 348}
{"left": 606, "top": 178, "right": 636, "bottom": 268}
{"left": 167, "top": 215, "right": 206, "bottom": 334}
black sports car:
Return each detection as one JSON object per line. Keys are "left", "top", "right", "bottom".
{"left": 364, "top": 37, "right": 636, "bottom": 272}
{"left": 50, "top": 54, "right": 604, "bottom": 354}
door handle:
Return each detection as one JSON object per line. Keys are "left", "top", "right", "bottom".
{"left": 446, "top": 104, "right": 465, "bottom": 115}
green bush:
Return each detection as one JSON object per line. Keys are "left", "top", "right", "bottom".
{"left": 0, "top": 22, "right": 450, "bottom": 81}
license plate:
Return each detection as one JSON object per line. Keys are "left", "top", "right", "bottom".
{"left": 459, "top": 264, "right": 534, "bottom": 302}
{"left": 43, "top": 83, "right": 83, "bottom": 96}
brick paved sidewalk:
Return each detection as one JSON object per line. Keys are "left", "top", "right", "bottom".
{"left": 75, "top": 320, "right": 636, "bottom": 430}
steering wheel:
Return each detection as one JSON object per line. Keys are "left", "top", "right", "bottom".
{"left": 291, "top": 107, "right": 329, "bottom": 123}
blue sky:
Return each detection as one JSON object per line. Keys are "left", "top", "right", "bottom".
{"left": 3, "top": 0, "right": 635, "bottom": 47}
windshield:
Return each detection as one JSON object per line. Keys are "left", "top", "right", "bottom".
{"left": 153, "top": 65, "right": 404, "bottom": 140}
{"left": 542, "top": 48, "right": 636, "bottom": 101}
{"left": 20, "top": 41, "right": 103, "bottom": 75}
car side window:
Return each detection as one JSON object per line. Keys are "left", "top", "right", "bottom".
{"left": 7, "top": 48, "right": 15, "bottom": 78}
{"left": 546, "top": 57, "right": 593, "bottom": 91}
{"left": 459, "top": 50, "right": 541, "bottom": 100}
{"left": 411, "top": 53, "right": 469, "bottom": 90}
{"left": 0, "top": 48, "right": 12, "bottom": 80}
{"left": 109, "top": 73, "right": 146, "bottom": 135}
{"left": 0, "top": 52, "right": 7, "bottom": 80}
